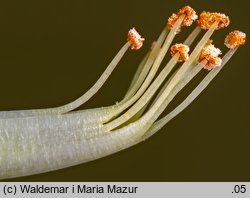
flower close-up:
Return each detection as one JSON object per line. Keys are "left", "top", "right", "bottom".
{"left": 0, "top": 1, "right": 249, "bottom": 182}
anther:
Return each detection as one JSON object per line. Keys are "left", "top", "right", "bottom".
{"left": 170, "top": 43, "right": 190, "bottom": 62}
{"left": 224, "top": 30, "right": 246, "bottom": 49}
{"left": 167, "top": 6, "right": 198, "bottom": 30}
{"left": 199, "top": 44, "right": 222, "bottom": 70}
{"left": 197, "top": 11, "right": 230, "bottom": 30}
{"left": 127, "top": 28, "right": 145, "bottom": 50}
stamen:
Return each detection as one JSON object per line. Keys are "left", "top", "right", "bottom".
{"left": 170, "top": 43, "right": 190, "bottom": 62}
{"left": 197, "top": 11, "right": 230, "bottom": 30}
{"left": 225, "top": 30, "right": 246, "bottom": 49}
{"left": 127, "top": 28, "right": 145, "bottom": 50}
{"left": 199, "top": 44, "right": 222, "bottom": 70}
{"left": 167, "top": 5, "right": 198, "bottom": 31}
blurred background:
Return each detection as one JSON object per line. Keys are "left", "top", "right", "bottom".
{"left": 0, "top": 0, "right": 249, "bottom": 181}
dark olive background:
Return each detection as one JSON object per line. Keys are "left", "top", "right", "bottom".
{"left": 0, "top": 0, "right": 249, "bottom": 181}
